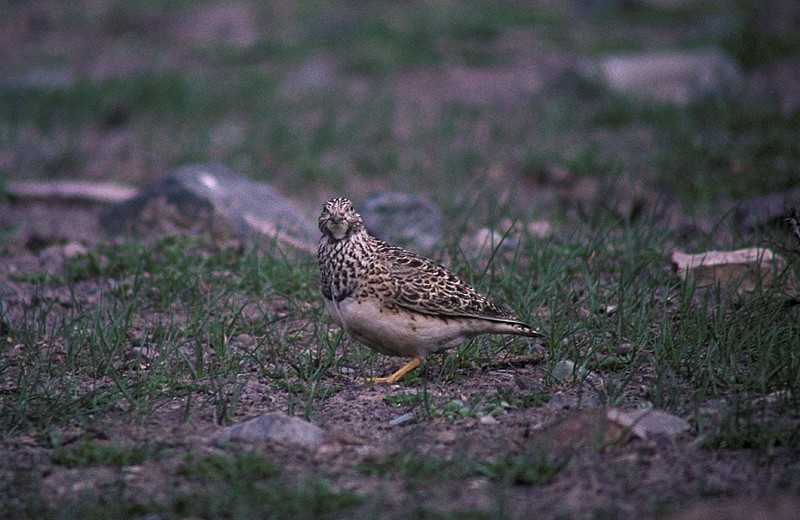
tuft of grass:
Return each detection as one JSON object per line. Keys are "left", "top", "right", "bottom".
{"left": 176, "top": 450, "right": 281, "bottom": 481}
{"left": 474, "top": 450, "right": 567, "bottom": 486}
{"left": 382, "top": 386, "right": 549, "bottom": 420}
{"left": 7, "top": 448, "right": 359, "bottom": 520}
{"left": 650, "top": 95, "right": 800, "bottom": 205}
{"left": 51, "top": 439, "right": 170, "bottom": 468}
{"left": 653, "top": 284, "right": 800, "bottom": 405}
{"left": 383, "top": 391, "right": 424, "bottom": 408}
{"left": 174, "top": 450, "right": 360, "bottom": 519}
{"left": 172, "top": 477, "right": 360, "bottom": 520}
{"left": 489, "top": 387, "right": 551, "bottom": 410}
{"left": 361, "top": 450, "right": 472, "bottom": 493}
{"left": 706, "top": 410, "right": 799, "bottom": 454}
{"left": 720, "top": 1, "right": 800, "bottom": 69}
{"left": 362, "top": 447, "right": 567, "bottom": 491}
{"left": 0, "top": 75, "right": 213, "bottom": 131}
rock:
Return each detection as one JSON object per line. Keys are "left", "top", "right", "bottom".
{"left": 126, "top": 345, "right": 159, "bottom": 369}
{"left": 216, "top": 412, "right": 325, "bottom": 449}
{"left": 533, "top": 407, "right": 690, "bottom": 455}
{"left": 282, "top": 55, "right": 336, "bottom": 97}
{"left": 61, "top": 241, "right": 89, "bottom": 259}
{"left": 359, "top": 191, "right": 444, "bottom": 253}
{"left": 38, "top": 241, "right": 87, "bottom": 263}
{"left": 388, "top": 412, "right": 415, "bottom": 426}
{"left": 6, "top": 181, "right": 137, "bottom": 204}
{"left": 544, "top": 386, "right": 602, "bottom": 412}
{"left": 734, "top": 188, "right": 800, "bottom": 229}
{"left": 551, "top": 359, "right": 589, "bottom": 382}
{"left": 532, "top": 408, "right": 632, "bottom": 453}
{"left": 468, "top": 227, "right": 521, "bottom": 255}
{"left": 35, "top": 241, "right": 88, "bottom": 277}
{"left": 590, "top": 48, "right": 742, "bottom": 104}
{"left": 545, "top": 391, "right": 574, "bottom": 411}
{"left": 100, "top": 163, "right": 318, "bottom": 254}
{"left": 671, "top": 248, "right": 791, "bottom": 293}
{"left": 175, "top": 3, "right": 258, "bottom": 49}
{"left": 478, "top": 414, "right": 498, "bottom": 425}
{"left": 607, "top": 408, "right": 691, "bottom": 439}
{"left": 435, "top": 430, "right": 457, "bottom": 443}
{"left": 526, "top": 220, "right": 554, "bottom": 239}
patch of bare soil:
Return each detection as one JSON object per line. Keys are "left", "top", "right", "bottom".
{"left": 1, "top": 200, "right": 799, "bottom": 519}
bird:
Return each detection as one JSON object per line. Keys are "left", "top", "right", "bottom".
{"left": 317, "top": 197, "right": 543, "bottom": 384}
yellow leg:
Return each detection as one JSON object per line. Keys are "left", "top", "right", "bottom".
{"left": 362, "top": 358, "right": 422, "bottom": 384}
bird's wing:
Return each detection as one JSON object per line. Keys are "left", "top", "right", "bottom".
{"left": 378, "top": 243, "right": 525, "bottom": 325}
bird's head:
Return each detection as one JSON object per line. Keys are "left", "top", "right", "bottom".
{"left": 319, "top": 197, "right": 364, "bottom": 241}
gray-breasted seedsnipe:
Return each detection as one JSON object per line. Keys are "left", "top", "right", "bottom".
{"left": 317, "top": 197, "right": 543, "bottom": 383}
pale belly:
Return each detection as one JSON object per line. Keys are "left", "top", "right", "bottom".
{"left": 325, "top": 297, "right": 480, "bottom": 359}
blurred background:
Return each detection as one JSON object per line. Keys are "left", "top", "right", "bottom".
{"left": 1, "top": 0, "right": 799, "bottom": 217}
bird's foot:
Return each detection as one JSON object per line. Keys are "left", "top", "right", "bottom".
{"left": 359, "top": 358, "right": 421, "bottom": 384}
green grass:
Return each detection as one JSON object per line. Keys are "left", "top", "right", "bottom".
{"left": 4, "top": 2, "right": 795, "bottom": 197}
{"left": 473, "top": 450, "right": 567, "bottom": 486}
{"left": 382, "top": 387, "right": 551, "bottom": 420}
{"left": 173, "top": 450, "right": 360, "bottom": 520}
{"left": 51, "top": 439, "right": 170, "bottom": 468}
{"left": 31, "top": 208, "right": 760, "bottom": 431}
{"left": 176, "top": 450, "right": 281, "bottom": 481}
{"left": 0, "top": 75, "right": 212, "bottom": 131}
{"left": 5, "top": 449, "right": 360, "bottom": 520}
{"left": 361, "top": 446, "right": 567, "bottom": 489}
{"left": 2, "top": 206, "right": 798, "bottom": 439}
{"left": 0, "top": 236, "right": 325, "bottom": 436}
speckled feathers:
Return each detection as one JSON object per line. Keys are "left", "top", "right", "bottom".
{"left": 317, "top": 197, "right": 542, "bottom": 374}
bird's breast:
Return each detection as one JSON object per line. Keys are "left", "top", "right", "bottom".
{"left": 332, "top": 297, "right": 479, "bottom": 358}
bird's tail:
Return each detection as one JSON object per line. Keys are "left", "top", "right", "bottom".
{"left": 511, "top": 322, "right": 545, "bottom": 338}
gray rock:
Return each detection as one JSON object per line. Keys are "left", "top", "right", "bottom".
{"left": 589, "top": 48, "right": 742, "bottom": 104}
{"left": 609, "top": 408, "right": 691, "bottom": 439}
{"left": 467, "top": 227, "right": 521, "bottom": 255}
{"left": 545, "top": 391, "right": 574, "bottom": 410}
{"left": 100, "top": 163, "right": 318, "bottom": 253}
{"left": 388, "top": 412, "right": 415, "bottom": 426}
{"left": 217, "top": 412, "right": 325, "bottom": 449}
{"left": 551, "top": 359, "right": 590, "bottom": 382}
{"left": 359, "top": 191, "right": 444, "bottom": 253}
{"left": 36, "top": 241, "right": 88, "bottom": 276}
{"left": 734, "top": 188, "right": 800, "bottom": 229}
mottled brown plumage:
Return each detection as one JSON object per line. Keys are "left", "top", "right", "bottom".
{"left": 318, "top": 197, "right": 542, "bottom": 383}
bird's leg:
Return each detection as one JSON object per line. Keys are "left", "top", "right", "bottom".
{"left": 362, "top": 358, "right": 422, "bottom": 384}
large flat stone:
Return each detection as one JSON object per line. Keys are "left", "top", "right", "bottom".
{"left": 100, "top": 163, "right": 318, "bottom": 253}
{"left": 217, "top": 412, "right": 326, "bottom": 449}
{"left": 592, "top": 48, "right": 742, "bottom": 104}
{"left": 359, "top": 191, "right": 444, "bottom": 254}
